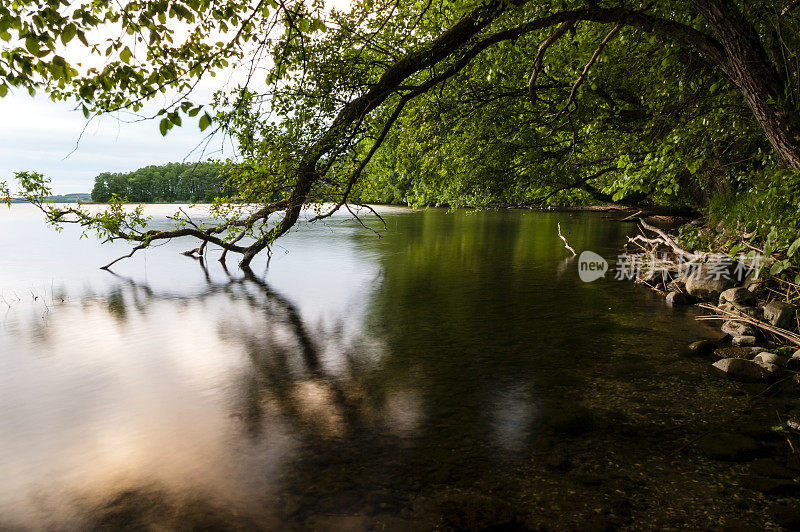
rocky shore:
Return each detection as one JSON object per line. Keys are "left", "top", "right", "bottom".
{"left": 626, "top": 221, "right": 800, "bottom": 436}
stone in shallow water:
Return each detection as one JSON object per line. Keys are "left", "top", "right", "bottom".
{"left": 721, "top": 320, "right": 756, "bottom": 337}
{"left": 788, "top": 350, "right": 800, "bottom": 370}
{"left": 698, "top": 433, "right": 761, "bottom": 461}
{"left": 753, "top": 352, "right": 785, "bottom": 367}
{"left": 731, "top": 335, "right": 757, "bottom": 347}
{"left": 684, "top": 263, "right": 737, "bottom": 300}
{"left": 719, "top": 287, "right": 757, "bottom": 307}
{"left": 741, "top": 475, "right": 800, "bottom": 496}
{"left": 685, "top": 339, "right": 716, "bottom": 356}
{"left": 770, "top": 504, "right": 800, "bottom": 530}
{"left": 711, "top": 358, "right": 772, "bottom": 382}
{"left": 666, "top": 291, "right": 691, "bottom": 305}
{"left": 749, "top": 458, "right": 795, "bottom": 479}
{"left": 764, "top": 301, "right": 798, "bottom": 329}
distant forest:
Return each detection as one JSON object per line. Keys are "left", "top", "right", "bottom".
{"left": 91, "top": 162, "right": 228, "bottom": 203}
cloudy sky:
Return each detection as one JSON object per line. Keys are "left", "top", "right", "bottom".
{"left": 0, "top": 90, "right": 234, "bottom": 195}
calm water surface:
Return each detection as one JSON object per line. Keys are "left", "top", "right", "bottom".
{"left": 0, "top": 205, "right": 794, "bottom": 529}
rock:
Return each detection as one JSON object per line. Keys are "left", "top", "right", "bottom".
{"left": 750, "top": 458, "right": 795, "bottom": 479}
{"left": 721, "top": 320, "right": 756, "bottom": 337}
{"left": 698, "top": 432, "right": 761, "bottom": 461}
{"left": 756, "top": 362, "right": 782, "bottom": 379}
{"left": 754, "top": 352, "right": 786, "bottom": 367}
{"left": 686, "top": 340, "right": 716, "bottom": 357}
{"left": 731, "top": 335, "right": 757, "bottom": 347}
{"left": 666, "top": 279, "right": 685, "bottom": 292}
{"left": 741, "top": 475, "right": 800, "bottom": 496}
{"left": 793, "top": 349, "right": 800, "bottom": 358}
{"left": 712, "top": 347, "right": 763, "bottom": 360}
{"left": 764, "top": 301, "right": 798, "bottom": 329}
{"left": 712, "top": 358, "right": 773, "bottom": 382}
{"left": 719, "top": 302, "right": 763, "bottom": 320}
{"left": 719, "top": 287, "right": 757, "bottom": 307}
{"left": 684, "top": 262, "right": 737, "bottom": 300}
{"left": 769, "top": 504, "right": 800, "bottom": 530}
{"left": 666, "top": 291, "right": 692, "bottom": 305}
{"left": 786, "top": 357, "right": 800, "bottom": 371}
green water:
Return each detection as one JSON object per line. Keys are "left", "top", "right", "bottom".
{"left": 0, "top": 206, "right": 798, "bottom": 529}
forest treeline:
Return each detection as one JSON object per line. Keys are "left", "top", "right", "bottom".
{"left": 90, "top": 162, "right": 230, "bottom": 203}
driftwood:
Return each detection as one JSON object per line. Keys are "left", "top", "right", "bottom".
{"left": 557, "top": 222, "right": 576, "bottom": 256}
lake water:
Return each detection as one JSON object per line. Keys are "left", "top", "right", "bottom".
{"left": 0, "top": 204, "right": 797, "bottom": 529}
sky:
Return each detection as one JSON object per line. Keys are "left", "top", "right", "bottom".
{"left": 0, "top": 91, "right": 233, "bottom": 195}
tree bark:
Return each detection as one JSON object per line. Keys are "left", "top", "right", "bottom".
{"left": 689, "top": 0, "right": 800, "bottom": 169}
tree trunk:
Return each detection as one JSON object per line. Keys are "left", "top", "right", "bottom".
{"left": 690, "top": 0, "right": 800, "bottom": 169}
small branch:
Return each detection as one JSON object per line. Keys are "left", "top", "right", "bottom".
{"left": 528, "top": 20, "right": 575, "bottom": 102}
{"left": 638, "top": 218, "right": 698, "bottom": 260}
{"left": 558, "top": 222, "right": 577, "bottom": 256}
{"left": 100, "top": 244, "right": 146, "bottom": 270}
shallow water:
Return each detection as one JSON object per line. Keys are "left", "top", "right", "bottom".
{"left": 0, "top": 204, "right": 797, "bottom": 529}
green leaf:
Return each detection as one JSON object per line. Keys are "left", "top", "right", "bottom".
{"left": 770, "top": 261, "right": 787, "bottom": 276}
{"left": 61, "top": 24, "right": 77, "bottom": 45}
{"left": 120, "top": 46, "right": 132, "bottom": 64}
{"left": 159, "top": 117, "right": 169, "bottom": 136}
{"left": 25, "top": 37, "right": 42, "bottom": 56}
{"left": 199, "top": 112, "right": 212, "bottom": 131}
{"left": 0, "top": 84, "right": 7, "bottom": 97}
{"left": 788, "top": 237, "right": 800, "bottom": 257}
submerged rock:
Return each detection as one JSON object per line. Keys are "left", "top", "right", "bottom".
{"left": 741, "top": 475, "right": 800, "bottom": 496}
{"left": 719, "top": 287, "right": 757, "bottom": 307}
{"left": 698, "top": 432, "right": 760, "bottom": 461}
{"left": 666, "top": 291, "right": 692, "bottom": 306}
{"left": 731, "top": 335, "right": 757, "bottom": 347}
{"left": 769, "top": 504, "right": 800, "bottom": 530}
{"left": 750, "top": 458, "right": 796, "bottom": 479}
{"left": 686, "top": 339, "right": 716, "bottom": 356}
{"left": 711, "top": 358, "right": 774, "bottom": 382}
{"left": 764, "top": 301, "right": 798, "bottom": 329}
{"left": 721, "top": 320, "right": 756, "bottom": 337}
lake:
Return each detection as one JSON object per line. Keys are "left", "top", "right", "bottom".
{"left": 0, "top": 204, "right": 796, "bottom": 529}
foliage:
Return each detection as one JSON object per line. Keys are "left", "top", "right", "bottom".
{"left": 703, "top": 167, "right": 800, "bottom": 282}
{"left": 11, "top": 171, "right": 150, "bottom": 241}
{"left": 2, "top": 0, "right": 800, "bottom": 268}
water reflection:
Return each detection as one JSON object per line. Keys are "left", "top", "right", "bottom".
{"left": 2, "top": 207, "right": 781, "bottom": 529}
